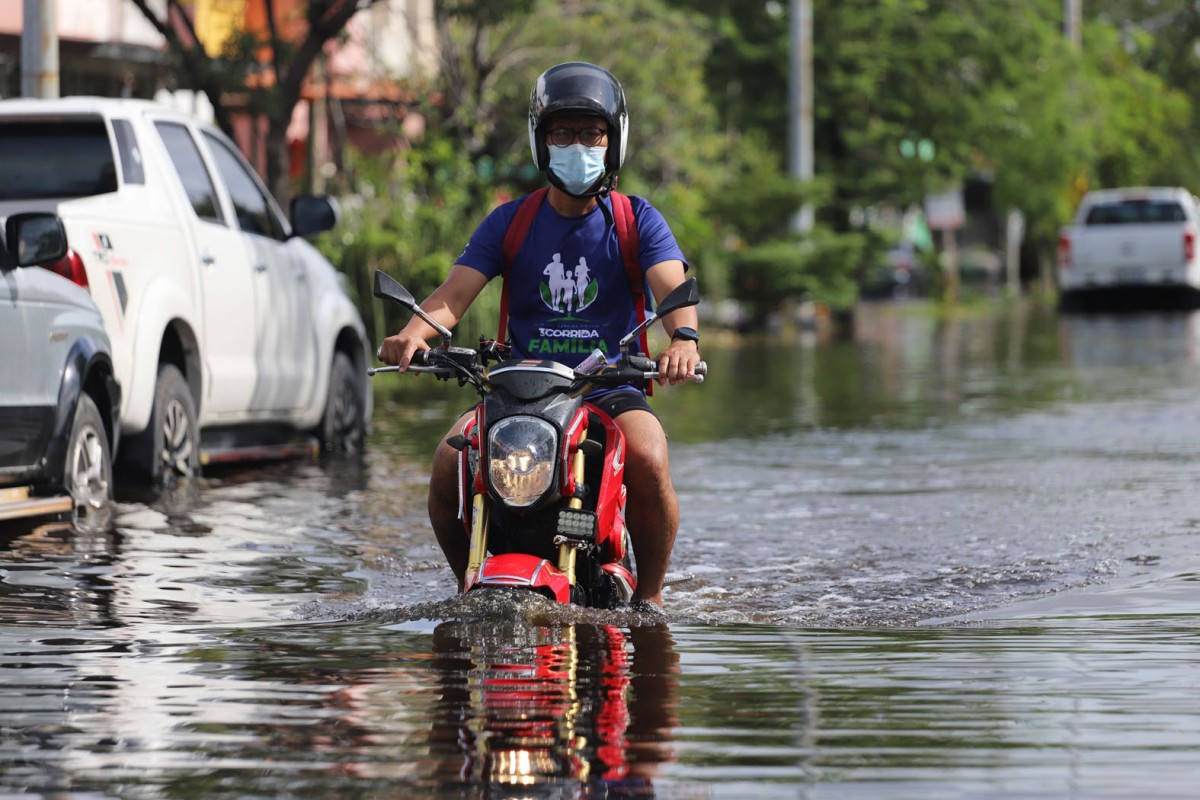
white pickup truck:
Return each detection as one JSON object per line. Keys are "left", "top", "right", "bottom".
{"left": 0, "top": 97, "right": 372, "bottom": 486}
{"left": 1057, "top": 187, "right": 1200, "bottom": 305}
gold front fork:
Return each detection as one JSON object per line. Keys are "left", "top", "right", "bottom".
{"left": 465, "top": 492, "right": 489, "bottom": 582}
{"left": 556, "top": 434, "right": 588, "bottom": 584}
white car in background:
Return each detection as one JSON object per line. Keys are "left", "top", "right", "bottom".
{"left": 1, "top": 213, "right": 120, "bottom": 527}
{"left": 0, "top": 97, "right": 372, "bottom": 486}
{"left": 1058, "top": 186, "right": 1200, "bottom": 309}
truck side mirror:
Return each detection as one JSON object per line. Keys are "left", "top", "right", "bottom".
{"left": 290, "top": 195, "right": 339, "bottom": 237}
{"left": 4, "top": 212, "right": 68, "bottom": 269}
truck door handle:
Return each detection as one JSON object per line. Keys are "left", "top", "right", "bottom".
{"left": 201, "top": 252, "right": 216, "bottom": 266}
{"left": 253, "top": 262, "right": 267, "bottom": 273}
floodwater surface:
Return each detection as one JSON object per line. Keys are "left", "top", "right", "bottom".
{"left": 3, "top": 301, "right": 1200, "bottom": 798}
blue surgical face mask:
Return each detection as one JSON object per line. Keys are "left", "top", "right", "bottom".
{"left": 548, "top": 144, "right": 607, "bottom": 196}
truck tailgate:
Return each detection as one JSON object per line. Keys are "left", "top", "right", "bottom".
{"left": 1071, "top": 224, "right": 1186, "bottom": 268}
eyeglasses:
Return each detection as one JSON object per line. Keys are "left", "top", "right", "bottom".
{"left": 547, "top": 126, "right": 609, "bottom": 147}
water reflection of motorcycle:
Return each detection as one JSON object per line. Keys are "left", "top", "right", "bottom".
{"left": 370, "top": 271, "right": 706, "bottom": 608}
{"left": 429, "top": 619, "right": 679, "bottom": 795}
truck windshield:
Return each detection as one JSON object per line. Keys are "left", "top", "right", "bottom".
{"left": 1085, "top": 201, "right": 1186, "bottom": 225}
{"left": 0, "top": 120, "right": 117, "bottom": 200}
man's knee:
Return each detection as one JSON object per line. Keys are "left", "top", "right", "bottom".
{"left": 616, "top": 411, "right": 672, "bottom": 487}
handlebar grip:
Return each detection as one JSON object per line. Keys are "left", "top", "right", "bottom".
{"left": 637, "top": 360, "right": 709, "bottom": 384}
{"left": 368, "top": 348, "right": 433, "bottom": 376}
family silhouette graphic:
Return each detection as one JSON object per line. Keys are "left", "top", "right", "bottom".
{"left": 543, "top": 253, "right": 594, "bottom": 313}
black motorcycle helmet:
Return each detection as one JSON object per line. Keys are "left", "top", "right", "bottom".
{"left": 528, "top": 62, "right": 628, "bottom": 196}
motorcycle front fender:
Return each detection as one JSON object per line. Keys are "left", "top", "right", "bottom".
{"left": 465, "top": 553, "right": 572, "bottom": 603}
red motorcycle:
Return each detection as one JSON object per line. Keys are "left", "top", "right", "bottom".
{"left": 370, "top": 270, "right": 705, "bottom": 608}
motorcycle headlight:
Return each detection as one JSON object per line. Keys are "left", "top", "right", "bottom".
{"left": 487, "top": 416, "right": 558, "bottom": 508}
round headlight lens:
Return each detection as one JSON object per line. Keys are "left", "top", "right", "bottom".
{"left": 487, "top": 416, "right": 557, "bottom": 507}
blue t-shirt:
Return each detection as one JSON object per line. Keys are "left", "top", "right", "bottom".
{"left": 456, "top": 192, "right": 687, "bottom": 368}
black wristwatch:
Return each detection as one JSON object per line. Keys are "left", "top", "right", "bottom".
{"left": 671, "top": 326, "right": 700, "bottom": 344}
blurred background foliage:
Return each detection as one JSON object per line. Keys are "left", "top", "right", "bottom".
{"left": 310, "top": 0, "right": 1200, "bottom": 335}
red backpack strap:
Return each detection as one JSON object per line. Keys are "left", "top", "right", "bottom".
{"left": 498, "top": 187, "right": 550, "bottom": 340}
{"left": 610, "top": 191, "right": 643, "bottom": 307}
{"left": 609, "top": 191, "right": 654, "bottom": 395}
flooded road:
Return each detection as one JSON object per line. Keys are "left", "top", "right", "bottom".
{"left": 3, "top": 301, "right": 1200, "bottom": 797}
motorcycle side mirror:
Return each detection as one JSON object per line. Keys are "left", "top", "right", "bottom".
{"left": 656, "top": 277, "right": 701, "bottom": 317}
{"left": 618, "top": 277, "right": 700, "bottom": 351}
{"left": 373, "top": 269, "right": 417, "bottom": 307}
{"left": 372, "top": 270, "right": 453, "bottom": 342}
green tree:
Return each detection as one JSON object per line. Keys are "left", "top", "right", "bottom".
{"left": 317, "top": 130, "right": 498, "bottom": 346}
{"left": 1087, "top": 0, "right": 1200, "bottom": 187}
{"left": 662, "top": 0, "right": 790, "bottom": 143}
{"left": 705, "top": 129, "right": 862, "bottom": 320}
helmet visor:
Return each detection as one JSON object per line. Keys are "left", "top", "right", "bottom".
{"left": 533, "top": 63, "right": 623, "bottom": 128}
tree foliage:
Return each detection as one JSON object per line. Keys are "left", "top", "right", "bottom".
{"left": 1088, "top": 0, "right": 1200, "bottom": 187}
{"left": 318, "top": 129, "right": 498, "bottom": 346}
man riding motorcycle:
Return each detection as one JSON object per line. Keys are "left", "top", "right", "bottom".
{"left": 378, "top": 61, "right": 701, "bottom": 607}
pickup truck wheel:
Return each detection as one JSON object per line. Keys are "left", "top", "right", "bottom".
{"left": 65, "top": 394, "right": 114, "bottom": 530}
{"left": 125, "top": 364, "right": 199, "bottom": 487}
{"left": 319, "top": 351, "right": 366, "bottom": 456}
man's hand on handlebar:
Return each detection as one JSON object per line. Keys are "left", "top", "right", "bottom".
{"left": 655, "top": 339, "right": 702, "bottom": 386}
{"left": 378, "top": 331, "right": 430, "bottom": 373}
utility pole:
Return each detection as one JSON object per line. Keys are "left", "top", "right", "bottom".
{"left": 788, "top": 0, "right": 814, "bottom": 233}
{"left": 21, "top": 0, "right": 59, "bottom": 98}
{"left": 1064, "top": 0, "right": 1082, "bottom": 49}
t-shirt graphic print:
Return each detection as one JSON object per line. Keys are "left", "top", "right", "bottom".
{"left": 542, "top": 253, "right": 598, "bottom": 315}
